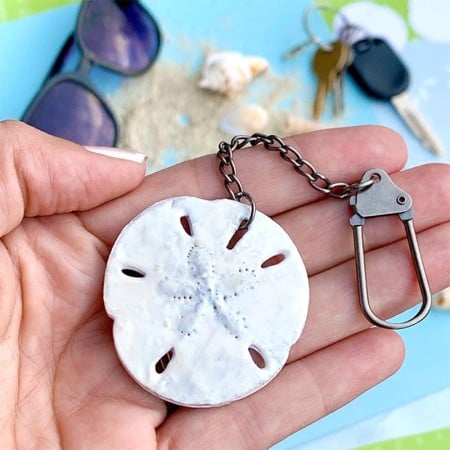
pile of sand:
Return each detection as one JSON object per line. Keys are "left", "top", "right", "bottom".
{"left": 109, "top": 59, "right": 322, "bottom": 171}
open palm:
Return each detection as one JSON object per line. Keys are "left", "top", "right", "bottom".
{"left": 2, "top": 121, "right": 449, "bottom": 450}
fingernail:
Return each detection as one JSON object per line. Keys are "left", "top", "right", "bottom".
{"left": 84, "top": 146, "right": 147, "bottom": 164}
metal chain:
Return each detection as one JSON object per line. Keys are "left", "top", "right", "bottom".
{"left": 217, "top": 133, "right": 375, "bottom": 229}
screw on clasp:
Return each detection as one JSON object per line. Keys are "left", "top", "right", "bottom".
{"left": 349, "top": 169, "right": 431, "bottom": 329}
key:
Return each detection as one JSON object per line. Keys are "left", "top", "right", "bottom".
{"left": 312, "top": 41, "right": 351, "bottom": 120}
{"left": 333, "top": 46, "right": 353, "bottom": 116}
{"left": 348, "top": 37, "right": 444, "bottom": 155}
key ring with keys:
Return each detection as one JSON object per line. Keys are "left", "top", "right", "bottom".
{"left": 283, "top": 4, "right": 364, "bottom": 121}
{"left": 284, "top": 3, "right": 363, "bottom": 58}
{"left": 217, "top": 133, "right": 432, "bottom": 330}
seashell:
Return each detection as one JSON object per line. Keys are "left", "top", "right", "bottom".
{"left": 219, "top": 104, "right": 268, "bottom": 135}
{"left": 198, "top": 51, "right": 269, "bottom": 96}
{"left": 279, "top": 113, "right": 323, "bottom": 136}
{"left": 104, "top": 196, "right": 309, "bottom": 407}
{"left": 432, "top": 287, "right": 450, "bottom": 310}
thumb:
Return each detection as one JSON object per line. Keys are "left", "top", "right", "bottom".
{"left": 0, "top": 121, "right": 147, "bottom": 236}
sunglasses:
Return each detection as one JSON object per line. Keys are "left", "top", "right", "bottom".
{"left": 23, "top": 0, "right": 161, "bottom": 147}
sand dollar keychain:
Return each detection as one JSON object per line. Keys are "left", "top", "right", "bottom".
{"left": 104, "top": 195, "right": 308, "bottom": 406}
{"left": 104, "top": 133, "right": 432, "bottom": 407}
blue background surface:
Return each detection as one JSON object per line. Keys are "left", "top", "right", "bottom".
{"left": 0, "top": 1, "right": 449, "bottom": 448}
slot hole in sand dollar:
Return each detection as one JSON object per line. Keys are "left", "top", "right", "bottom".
{"left": 122, "top": 268, "right": 146, "bottom": 278}
{"left": 248, "top": 346, "right": 266, "bottom": 369}
{"left": 226, "top": 220, "right": 248, "bottom": 250}
{"left": 180, "top": 215, "right": 193, "bottom": 236}
{"left": 155, "top": 348, "right": 175, "bottom": 374}
{"left": 261, "top": 253, "right": 286, "bottom": 268}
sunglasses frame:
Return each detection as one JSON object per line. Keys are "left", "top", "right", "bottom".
{"left": 22, "top": 0, "right": 161, "bottom": 147}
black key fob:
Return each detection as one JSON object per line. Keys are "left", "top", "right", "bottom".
{"left": 348, "top": 37, "right": 409, "bottom": 99}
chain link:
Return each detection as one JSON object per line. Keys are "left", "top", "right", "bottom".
{"left": 217, "top": 133, "right": 375, "bottom": 228}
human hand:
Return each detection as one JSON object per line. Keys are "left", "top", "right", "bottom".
{"left": 1, "top": 121, "right": 449, "bottom": 449}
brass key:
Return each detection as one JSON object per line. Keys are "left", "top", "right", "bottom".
{"left": 333, "top": 46, "right": 353, "bottom": 117}
{"left": 312, "top": 41, "right": 351, "bottom": 120}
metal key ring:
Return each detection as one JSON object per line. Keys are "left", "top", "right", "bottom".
{"left": 303, "top": 3, "right": 352, "bottom": 50}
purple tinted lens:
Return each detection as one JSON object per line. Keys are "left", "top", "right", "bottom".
{"left": 25, "top": 80, "right": 116, "bottom": 146}
{"left": 79, "top": 0, "right": 160, "bottom": 73}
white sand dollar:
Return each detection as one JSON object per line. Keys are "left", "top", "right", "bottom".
{"left": 104, "top": 196, "right": 309, "bottom": 406}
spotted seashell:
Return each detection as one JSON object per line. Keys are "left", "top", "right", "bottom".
{"left": 198, "top": 51, "right": 269, "bottom": 96}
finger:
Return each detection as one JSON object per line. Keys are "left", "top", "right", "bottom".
{"left": 289, "top": 221, "right": 450, "bottom": 361}
{"left": 277, "top": 163, "right": 450, "bottom": 275}
{"left": 0, "top": 121, "right": 146, "bottom": 237}
{"left": 157, "top": 328, "right": 405, "bottom": 449}
{"left": 81, "top": 125, "right": 407, "bottom": 244}
{"left": 56, "top": 313, "right": 166, "bottom": 449}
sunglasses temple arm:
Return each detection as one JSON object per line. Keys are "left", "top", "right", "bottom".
{"left": 47, "top": 33, "right": 77, "bottom": 79}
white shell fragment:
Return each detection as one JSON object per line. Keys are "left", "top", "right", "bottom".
{"left": 104, "top": 196, "right": 309, "bottom": 407}
{"left": 219, "top": 104, "right": 269, "bottom": 135}
{"left": 198, "top": 51, "right": 269, "bottom": 96}
{"left": 432, "top": 287, "right": 450, "bottom": 310}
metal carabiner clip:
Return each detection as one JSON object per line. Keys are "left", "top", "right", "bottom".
{"left": 349, "top": 169, "right": 432, "bottom": 329}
